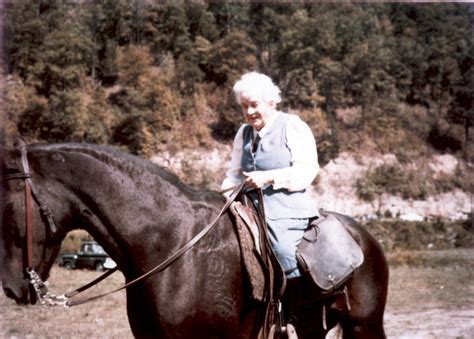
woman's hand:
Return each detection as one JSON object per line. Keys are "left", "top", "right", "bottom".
{"left": 243, "top": 171, "right": 274, "bottom": 189}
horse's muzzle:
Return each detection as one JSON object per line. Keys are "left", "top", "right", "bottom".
{"left": 3, "top": 282, "right": 36, "bottom": 305}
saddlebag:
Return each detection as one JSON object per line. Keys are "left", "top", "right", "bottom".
{"left": 296, "top": 214, "right": 364, "bottom": 292}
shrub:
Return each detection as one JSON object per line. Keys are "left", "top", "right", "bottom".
{"left": 356, "top": 164, "right": 430, "bottom": 201}
{"left": 364, "top": 219, "right": 474, "bottom": 252}
{"left": 433, "top": 164, "right": 472, "bottom": 193}
{"left": 60, "top": 230, "right": 93, "bottom": 254}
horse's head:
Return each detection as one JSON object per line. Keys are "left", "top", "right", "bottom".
{"left": 1, "top": 142, "right": 68, "bottom": 304}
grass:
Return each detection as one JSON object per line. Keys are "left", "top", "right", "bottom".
{"left": 2, "top": 218, "right": 473, "bottom": 338}
{"left": 387, "top": 250, "right": 474, "bottom": 311}
{"left": 0, "top": 267, "right": 132, "bottom": 338}
{"left": 2, "top": 249, "right": 473, "bottom": 338}
{"left": 363, "top": 218, "right": 473, "bottom": 252}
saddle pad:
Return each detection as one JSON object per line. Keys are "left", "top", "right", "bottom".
{"left": 229, "top": 202, "right": 265, "bottom": 301}
{"left": 296, "top": 214, "right": 364, "bottom": 291}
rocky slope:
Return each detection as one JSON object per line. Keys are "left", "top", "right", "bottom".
{"left": 313, "top": 153, "right": 471, "bottom": 220}
{"left": 152, "top": 148, "right": 471, "bottom": 221}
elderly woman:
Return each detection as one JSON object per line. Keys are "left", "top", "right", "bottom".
{"left": 221, "top": 72, "right": 319, "bottom": 278}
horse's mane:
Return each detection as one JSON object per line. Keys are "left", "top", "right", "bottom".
{"left": 28, "top": 143, "right": 222, "bottom": 202}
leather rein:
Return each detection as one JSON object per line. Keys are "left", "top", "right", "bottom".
{"left": 4, "top": 144, "right": 246, "bottom": 307}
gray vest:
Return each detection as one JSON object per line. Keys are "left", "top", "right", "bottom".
{"left": 241, "top": 112, "right": 318, "bottom": 220}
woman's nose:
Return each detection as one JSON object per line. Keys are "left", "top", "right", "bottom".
{"left": 246, "top": 107, "right": 256, "bottom": 115}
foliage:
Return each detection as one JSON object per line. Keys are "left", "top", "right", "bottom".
{"left": 2, "top": 1, "right": 473, "bottom": 165}
{"left": 364, "top": 218, "right": 474, "bottom": 252}
{"left": 356, "top": 164, "right": 430, "bottom": 201}
{"left": 356, "top": 160, "right": 472, "bottom": 202}
{"left": 110, "top": 46, "right": 182, "bottom": 155}
{"left": 433, "top": 164, "right": 473, "bottom": 194}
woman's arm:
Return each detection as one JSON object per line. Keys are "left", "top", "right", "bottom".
{"left": 221, "top": 124, "right": 246, "bottom": 192}
{"left": 273, "top": 114, "right": 319, "bottom": 190}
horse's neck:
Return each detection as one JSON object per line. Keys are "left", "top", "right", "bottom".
{"left": 43, "top": 147, "right": 214, "bottom": 277}
{"left": 75, "top": 169, "right": 169, "bottom": 273}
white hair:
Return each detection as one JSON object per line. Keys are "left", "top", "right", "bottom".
{"left": 233, "top": 72, "right": 282, "bottom": 105}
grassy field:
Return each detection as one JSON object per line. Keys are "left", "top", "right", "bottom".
{"left": 1, "top": 249, "right": 473, "bottom": 338}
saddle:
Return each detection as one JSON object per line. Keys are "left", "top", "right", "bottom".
{"left": 229, "top": 201, "right": 267, "bottom": 301}
{"left": 230, "top": 198, "right": 364, "bottom": 338}
{"left": 229, "top": 195, "right": 287, "bottom": 339}
{"left": 296, "top": 212, "right": 364, "bottom": 292}
{"left": 230, "top": 204, "right": 364, "bottom": 295}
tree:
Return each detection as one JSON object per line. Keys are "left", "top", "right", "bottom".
{"left": 247, "top": 3, "right": 294, "bottom": 72}
{"left": 32, "top": 21, "right": 94, "bottom": 96}
{"left": 93, "top": 0, "right": 134, "bottom": 82}
{"left": 111, "top": 46, "right": 181, "bottom": 154}
{"left": 2, "top": 75, "right": 38, "bottom": 142}
{"left": 80, "top": 79, "right": 117, "bottom": 144}
{"left": 185, "top": 2, "right": 219, "bottom": 42}
{"left": 142, "top": 2, "right": 192, "bottom": 60}
{"left": 21, "top": 89, "right": 87, "bottom": 142}
{"left": 208, "top": 2, "right": 250, "bottom": 36}
{"left": 204, "top": 30, "right": 257, "bottom": 86}
{"left": 6, "top": 1, "right": 94, "bottom": 96}
{"left": 4, "top": 2, "right": 46, "bottom": 78}
{"left": 202, "top": 31, "right": 257, "bottom": 138}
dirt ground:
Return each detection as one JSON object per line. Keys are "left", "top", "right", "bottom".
{"left": 1, "top": 249, "right": 473, "bottom": 338}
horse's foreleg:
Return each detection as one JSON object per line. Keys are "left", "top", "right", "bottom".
{"left": 340, "top": 322, "right": 386, "bottom": 339}
{"left": 126, "top": 284, "right": 163, "bottom": 337}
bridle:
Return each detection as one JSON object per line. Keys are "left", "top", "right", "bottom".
{"left": 4, "top": 143, "right": 63, "bottom": 305}
{"left": 3, "top": 143, "right": 245, "bottom": 307}
{"left": 4, "top": 144, "right": 58, "bottom": 261}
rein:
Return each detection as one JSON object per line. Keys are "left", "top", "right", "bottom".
{"left": 65, "top": 181, "right": 245, "bottom": 307}
{"left": 4, "top": 146, "right": 245, "bottom": 307}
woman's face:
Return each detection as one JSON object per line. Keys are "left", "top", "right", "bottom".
{"left": 240, "top": 95, "right": 276, "bottom": 131}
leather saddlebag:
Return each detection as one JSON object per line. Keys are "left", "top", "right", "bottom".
{"left": 295, "top": 214, "right": 364, "bottom": 292}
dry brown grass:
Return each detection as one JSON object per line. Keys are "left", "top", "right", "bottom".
{"left": 1, "top": 249, "right": 473, "bottom": 338}
{"left": 0, "top": 267, "right": 131, "bottom": 338}
{"left": 384, "top": 249, "right": 474, "bottom": 338}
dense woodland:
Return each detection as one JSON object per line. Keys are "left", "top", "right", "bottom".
{"left": 2, "top": 1, "right": 473, "bottom": 168}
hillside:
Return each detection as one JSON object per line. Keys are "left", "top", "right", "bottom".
{"left": 151, "top": 146, "right": 472, "bottom": 222}
{"left": 2, "top": 2, "right": 472, "bottom": 223}
{"left": 313, "top": 152, "right": 470, "bottom": 220}
{"left": 3, "top": 2, "right": 472, "bottom": 162}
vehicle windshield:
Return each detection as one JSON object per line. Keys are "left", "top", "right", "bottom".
{"left": 82, "top": 243, "right": 106, "bottom": 254}
{"left": 92, "top": 244, "right": 106, "bottom": 254}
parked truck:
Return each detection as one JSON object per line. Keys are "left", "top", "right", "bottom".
{"left": 59, "top": 241, "right": 116, "bottom": 271}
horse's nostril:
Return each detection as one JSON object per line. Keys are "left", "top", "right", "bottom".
{"left": 4, "top": 286, "right": 16, "bottom": 299}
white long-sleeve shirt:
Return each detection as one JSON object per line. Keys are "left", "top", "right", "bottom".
{"left": 221, "top": 112, "right": 319, "bottom": 192}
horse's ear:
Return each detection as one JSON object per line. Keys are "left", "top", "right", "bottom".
{"left": 0, "top": 136, "right": 25, "bottom": 168}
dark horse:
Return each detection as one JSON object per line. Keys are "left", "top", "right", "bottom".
{"left": 1, "top": 142, "right": 388, "bottom": 338}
